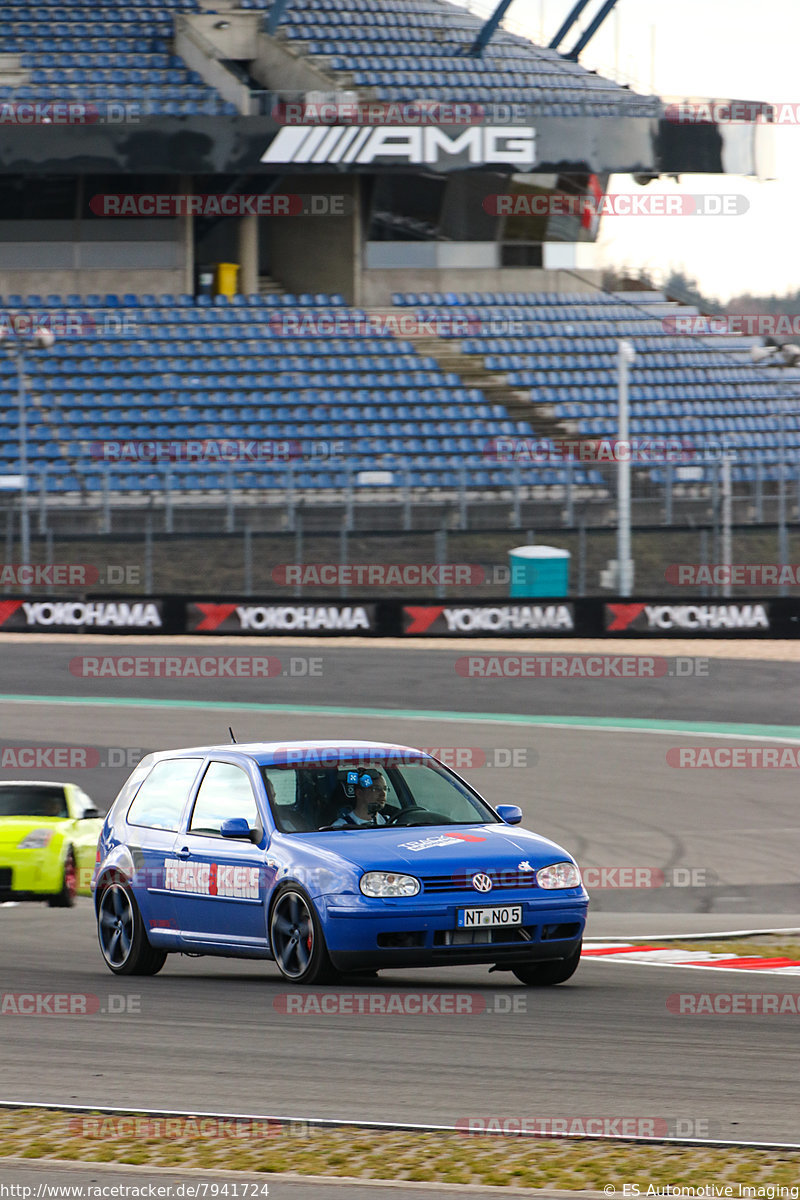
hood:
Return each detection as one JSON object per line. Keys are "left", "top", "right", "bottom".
{"left": 0, "top": 815, "right": 67, "bottom": 848}
{"left": 296, "top": 823, "right": 575, "bottom": 876}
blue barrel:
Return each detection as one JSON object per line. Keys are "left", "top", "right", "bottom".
{"left": 508, "top": 545, "right": 570, "bottom": 597}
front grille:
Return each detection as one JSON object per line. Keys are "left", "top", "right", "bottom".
{"left": 434, "top": 925, "right": 537, "bottom": 947}
{"left": 421, "top": 871, "right": 538, "bottom": 895}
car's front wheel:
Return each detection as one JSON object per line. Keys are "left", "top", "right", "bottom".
{"left": 511, "top": 944, "right": 582, "bottom": 987}
{"left": 269, "top": 884, "right": 336, "bottom": 985}
{"left": 97, "top": 880, "right": 167, "bottom": 976}
{"left": 48, "top": 847, "right": 77, "bottom": 908}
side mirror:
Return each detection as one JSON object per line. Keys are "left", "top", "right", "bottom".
{"left": 496, "top": 804, "right": 523, "bottom": 825}
{"left": 220, "top": 817, "right": 256, "bottom": 840}
{"left": 82, "top": 807, "right": 103, "bottom": 819}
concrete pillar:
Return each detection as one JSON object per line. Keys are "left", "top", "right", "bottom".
{"left": 180, "top": 175, "right": 194, "bottom": 295}
{"left": 238, "top": 213, "right": 259, "bottom": 296}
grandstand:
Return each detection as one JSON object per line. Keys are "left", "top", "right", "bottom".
{"left": 0, "top": 0, "right": 786, "bottom": 546}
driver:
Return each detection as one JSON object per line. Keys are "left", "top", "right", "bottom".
{"left": 331, "top": 770, "right": 390, "bottom": 828}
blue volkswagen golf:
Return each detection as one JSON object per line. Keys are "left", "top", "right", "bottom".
{"left": 93, "top": 740, "right": 588, "bottom": 986}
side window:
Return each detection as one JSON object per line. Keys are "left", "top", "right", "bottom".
{"left": 127, "top": 758, "right": 203, "bottom": 831}
{"left": 190, "top": 762, "right": 258, "bottom": 837}
{"left": 70, "top": 788, "right": 96, "bottom": 818}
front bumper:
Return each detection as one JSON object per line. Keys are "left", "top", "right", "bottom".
{"left": 0, "top": 850, "right": 63, "bottom": 898}
{"left": 319, "top": 891, "right": 588, "bottom": 972}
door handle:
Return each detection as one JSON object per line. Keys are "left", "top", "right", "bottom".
{"left": 175, "top": 846, "right": 191, "bottom": 858}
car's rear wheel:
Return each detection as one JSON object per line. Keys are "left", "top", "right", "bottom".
{"left": 48, "top": 847, "right": 77, "bottom": 908}
{"left": 511, "top": 944, "right": 582, "bottom": 987}
{"left": 269, "top": 884, "right": 336, "bottom": 985}
{"left": 97, "top": 880, "right": 167, "bottom": 976}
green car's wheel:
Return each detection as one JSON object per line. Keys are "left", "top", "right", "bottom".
{"left": 97, "top": 881, "right": 167, "bottom": 976}
{"left": 48, "top": 847, "right": 77, "bottom": 908}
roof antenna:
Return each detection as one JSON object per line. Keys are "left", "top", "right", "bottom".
{"left": 229, "top": 726, "right": 237, "bottom": 744}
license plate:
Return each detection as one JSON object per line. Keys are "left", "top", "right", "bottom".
{"left": 457, "top": 905, "right": 522, "bottom": 928}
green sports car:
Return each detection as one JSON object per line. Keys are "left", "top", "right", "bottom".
{"left": 0, "top": 781, "right": 104, "bottom": 907}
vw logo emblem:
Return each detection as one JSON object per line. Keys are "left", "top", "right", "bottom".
{"left": 472, "top": 873, "right": 493, "bottom": 893}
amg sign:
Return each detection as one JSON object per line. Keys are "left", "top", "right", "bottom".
{"left": 260, "top": 125, "right": 537, "bottom": 168}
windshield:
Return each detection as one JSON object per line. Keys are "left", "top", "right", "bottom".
{"left": 262, "top": 759, "right": 498, "bottom": 834}
{"left": 0, "top": 785, "right": 68, "bottom": 818}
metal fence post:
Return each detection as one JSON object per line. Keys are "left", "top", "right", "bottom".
{"left": 403, "top": 465, "right": 411, "bottom": 531}
{"left": 459, "top": 462, "right": 468, "bottom": 530}
{"left": 38, "top": 471, "right": 48, "bottom": 535}
{"left": 102, "top": 467, "right": 111, "bottom": 534}
{"left": 564, "top": 460, "right": 574, "bottom": 526}
{"left": 511, "top": 461, "right": 520, "bottom": 528}
{"left": 754, "top": 460, "right": 763, "bottom": 524}
{"left": 434, "top": 527, "right": 447, "bottom": 599}
{"left": 577, "top": 518, "right": 586, "bottom": 596}
{"left": 244, "top": 525, "right": 253, "bottom": 595}
{"left": 164, "top": 469, "right": 174, "bottom": 533}
{"left": 45, "top": 527, "right": 54, "bottom": 596}
{"left": 144, "top": 516, "right": 153, "bottom": 593}
{"left": 225, "top": 467, "right": 234, "bottom": 533}
{"left": 294, "top": 512, "right": 303, "bottom": 599}
{"left": 699, "top": 528, "right": 710, "bottom": 598}
{"left": 339, "top": 524, "right": 348, "bottom": 599}
{"left": 664, "top": 462, "right": 673, "bottom": 525}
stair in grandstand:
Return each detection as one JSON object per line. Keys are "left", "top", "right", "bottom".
{"left": 258, "top": 274, "right": 287, "bottom": 297}
{"left": 0, "top": 53, "right": 27, "bottom": 88}
{"left": 409, "top": 335, "right": 577, "bottom": 445}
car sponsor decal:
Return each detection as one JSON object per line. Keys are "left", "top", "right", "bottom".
{"left": 164, "top": 859, "right": 260, "bottom": 900}
{"left": 399, "top": 832, "right": 488, "bottom": 851}
{"left": 187, "top": 602, "right": 374, "bottom": 634}
{"left": 403, "top": 604, "right": 574, "bottom": 635}
{"left": 605, "top": 602, "right": 770, "bottom": 633}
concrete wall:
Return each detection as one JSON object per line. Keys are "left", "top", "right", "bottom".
{"left": 359, "top": 266, "right": 605, "bottom": 306}
{"left": 263, "top": 176, "right": 362, "bottom": 301}
{"left": 251, "top": 32, "right": 340, "bottom": 93}
{"left": 175, "top": 14, "right": 261, "bottom": 114}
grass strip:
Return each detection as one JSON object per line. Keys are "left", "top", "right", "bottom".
{"left": 642, "top": 937, "right": 800, "bottom": 960}
{"left": 0, "top": 1108, "right": 798, "bottom": 1190}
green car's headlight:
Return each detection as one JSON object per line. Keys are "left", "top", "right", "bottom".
{"left": 536, "top": 861, "right": 581, "bottom": 889}
{"left": 360, "top": 872, "right": 420, "bottom": 898}
{"left": 17, "top": 830, "right": 54, "bottom": 849}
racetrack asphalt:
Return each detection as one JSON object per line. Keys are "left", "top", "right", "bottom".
{"left": 1, "top": 638, "right": 799, "bottom": 1146}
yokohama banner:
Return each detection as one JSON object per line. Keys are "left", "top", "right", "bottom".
{"left": 186, "top": 601, "right": 378, "bottom": 635}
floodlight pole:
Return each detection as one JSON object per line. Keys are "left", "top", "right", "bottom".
{"left": 617, "top": 340, "right": 635, "bottom": 596}
{"left": 16, "top": 347, "right": 30, "bottom": 565}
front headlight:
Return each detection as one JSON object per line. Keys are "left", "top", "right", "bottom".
{"left": 536, "top": 861, "right": 581, "bottom": 889}
{"left": 360, "top": 871, "right": 420, "bottom": 898}
{"left": 17, "top": 830, "right": 54, "bottom": 849}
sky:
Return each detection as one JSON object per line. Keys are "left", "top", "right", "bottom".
{"left": 477, "top": 0, "right": 800, "bottom": 302}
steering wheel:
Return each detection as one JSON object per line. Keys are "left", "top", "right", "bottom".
{"left": 384, "top": 806, "right": 430, "bottom": 826}
{"left": 385, "top": 808, "right": 451, "bottom": 827}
